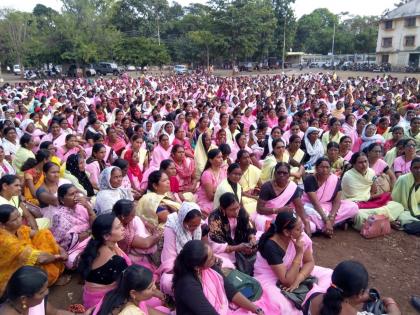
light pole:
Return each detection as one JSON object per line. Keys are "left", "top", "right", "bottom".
{"left": 282, "top": 17, "right": 286, "bottom": 71}
{"left": 331, "top": 23, "right": 336, "bottom": 68}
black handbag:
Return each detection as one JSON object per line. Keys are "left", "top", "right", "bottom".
{"left": 363, "top": 288, "right": 386, "bottom": 315}
{"left": 278, "top": 276, "right": 318, "bottom": 310}
{"left": 404, "top": 221, "right": 420, "bottom": 236}
{"left": 235, "top": 252, "right": 256, "bottom": 276}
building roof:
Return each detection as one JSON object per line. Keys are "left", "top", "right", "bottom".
{"left": 384, "top": 0, "right": 420, "bottom": 20}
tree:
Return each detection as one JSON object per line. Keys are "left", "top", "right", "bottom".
{"left": 187, "top": 30, "right": 217, "bottom": 70}
{"left": 272, "top": 0, "right": 296, "bottom": 58}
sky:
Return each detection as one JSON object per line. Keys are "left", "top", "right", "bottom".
{"left": 1, "top": 0, "right": 398, "bottom": 18}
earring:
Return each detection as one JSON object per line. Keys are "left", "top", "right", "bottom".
{"left": 22, "top": 303, "right": 27, "bottom": 309}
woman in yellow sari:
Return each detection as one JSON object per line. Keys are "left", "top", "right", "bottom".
{"left": 213, "top": 163, "right": 244, "bottom": 210}
{"left": 261, "top": 138, "right": 289, "bottom": 183}
{"left": 136, "top": 170, "right": 181, "bottom": 227}
{"left": 22, "top": 149, "right": 50, "bottom": 206}
{"left": 0, "top": 204, "right": 67, "bottom": 296}
{"left": 287, "top": 135, "right": 306, "bottom": 182}
{"left": 12, "top": 134, "right": 35, "bottom": 175}
{"left": 194, "top": 132, "right": 217, "bottom": 179}
{"left": 237, "top": 150, "right": 261, "bottom": 214}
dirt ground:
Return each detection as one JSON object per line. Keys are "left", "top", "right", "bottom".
{"left": 48, "top": 229, "right": 420, "bottom": 314}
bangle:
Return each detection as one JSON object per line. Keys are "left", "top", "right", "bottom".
{"left": 385, "top": 301, "right": 397, "bottom": 307}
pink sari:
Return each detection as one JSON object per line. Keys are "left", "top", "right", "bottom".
{"left": 371, "top": 159, "right": 388, "bottom": 176}
{"left": 56, "top": 146, "right": 80, "bottom": 160}
{"left": 83, "top": 246, "right": 132, "bottom": 309}
{"left": 173, "top": 157, "right": 195, "bottom": 191}
{"left": 201, "top": 268, "right": 278, "bottom": 314}
{"left": 149, "top": 144, "right": 172, "bottom": 169}
{"left": 342, "top": 150, "right": 353, "bottom": 161}
{"left": 302, "top": 174, "right": 359, "bottom": 232}
{"left": 252, "top": 181, "right": 297, "bottom": 232}
{"left": 41, "top": 132, "right": 67, "bottom": 148}
{"left": 254, "top": 233, "right": 332, "bottom": 314}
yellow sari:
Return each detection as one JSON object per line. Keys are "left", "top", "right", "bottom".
{"left": 239, "top": 165, "right": 261, "bottom": 214}
{"left": 136, "top": 191, "right": 181, "bottom": 227}
{"left": 260, "top": 152, "right": 290, "bottom": 183}
{"left": 0, "top": 225, "right": 64, "bottom": 295}
{"left": 23, "top": 168, "right": 45, "bottom": 206}
{"left": 13, "top": 147, "right": 35, "bottom": 175}
{"left": 194, "top": 133, "right": 217, "bottom": 179}
{"left": 213, "top": 179, "right": 243, "bottom": 210}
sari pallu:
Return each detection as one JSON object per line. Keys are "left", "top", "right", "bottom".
{"left": 23, "top": 168, "right": 45, "bottom": 206}
{"left": 302, "top": 174, "right": 359, "bottom": 232}
{"left": 83, "top": 246, "right": 132, "bottom": 309}
{"left": 253, "top": 233, "right": 332, "bottom": 315}
{"left": 136, "top": 191, "right": 181, "bottom": 227}
{"left": 239, "top": 165, "right": 261, "bottom": 214}
{"left": 214, "top": 179, "right": 243, "bottom": 210}
{"left": 201, "top": 268, "right": 278, "bottom": 315}
{"left": 260, "top": 153, "right": 290, "bottom": 183}
{"left": 173, "top": 157, "right": 195, "bottom": 191}
{"left": 391, "top": 173, "right": 420, "bottom": 226}
{"left": 0, "top": 225, "right": 64, "bottom": 296}
{"left": 252, "top": 181, "right": 297, "bottom": 232}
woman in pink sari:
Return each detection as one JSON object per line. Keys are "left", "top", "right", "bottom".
{"left": 338, "top": 136, "right": 353, "bottom": 161}
{"left": 342, "top": 114, "right": 357, "bottom": 148}
{"left": 254, "top": 212, "right": 332, "bottom": 315}
{"left": 172, "top": 127, "right": 194, "bottom": 158}
{"left": 77, "top": 213, "right": 131, "bottom": 308}
{"left": 56, "top": 134, "right": 82, "bottom": 161}
{"left": 254, "top": 162, "right": 312, "bottom": 235}
{"left": 85, "top": 143, "right": 107, "bottom": 191}
{"left": 302, "top": 158, "right": 359, "bottom": 237}
{"left": 149, "top": 134, "right": 172, "bottom": 170}
{"left": 229, "top": 133, "right": 256, "bottom": 166}
{"left": 173, "top": 240, "right": 276, "bottom": 315}
{"left": 241, "top": 107, "right": 256, "bottom": 132}
{"left": 171, "top": 144, "right": 196, "bottom": 192}
{"left": 113, "top": 199, "right": 162, "bottom": 273}
{"left": 41, "top": 120, "right": 67, "bottom": 148}
{"left": 351, "top": 117, "right": 367, "bottom": 153}
{"left": 43, "top": 184, "right": 96, "bottom": 269}
{"left": 104, "top": 126, "right": 127, "bottom": 157}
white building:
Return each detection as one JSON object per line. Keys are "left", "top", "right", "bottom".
{"left": 376, "top": 0, "right": 420, "bottom": 68}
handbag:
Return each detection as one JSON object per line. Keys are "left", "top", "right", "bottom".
{"left": 375, "top": 173, "right": 391, "bottom": 194}
{"left": 226, "top": 269, "right": 262, "bottom": 302}
{"left": 235, "top": 252, "right": 256, "bottom": 276}
{"left": 277, "top": 276, "right": 318, "bottom": 310}
{"left": 360, "top": 214, "right": 391, "bottom": 239}
{"left": 404, "top": 221, "right": 420, "bottom": 236}
{"left": 363, "top": 288, "right": 386, "bottom": 315}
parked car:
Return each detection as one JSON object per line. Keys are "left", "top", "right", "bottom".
{"left": 94, "top": 62, "right": 120, "bottom": 76}
{"left": 126, "top": 65, "right": 136, "bottom": 71}
{"left": 174, "top": 65, "right": 188, "bottom": 74}
{"left": 67, "top": 64, "right": 96, "bottom": 77}
{"left": 13, "top": 65, "right": 21, "bottom": 75}
{"left": 239, "top": 62, "right": 254, "bottom": 71}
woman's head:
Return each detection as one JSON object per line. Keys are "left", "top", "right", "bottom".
{"left": 404, "top": 139, "right": 416, "bottom": 156}
{"left": 98, "top": 265, "right": 155, "bottom": 315}
{"left": 364, "top": 123, "right": 377, "bottom": 137}
{"left": 112, "top": 199, "right": 135, "bottom": 226}
{"left": 272, "top": 138, "right": 286, "bottom": 155}
{"left": 78, "top": 214, "right": 125, "bottom": 279}
{"left": 92, "top": 143, "right": 106, "bottom": 161}
{"left": 236, "top": 149, "right": 251, "bottom": 167}
{"left": 159, "top": 134, "right": 170, "bottom": 149}
{"left": 4, "top": 127, "right": 17, "bottom": 142}
{"left": 147, "top": 170, "right": 170, "bottom": 194}
{"left": 65, "top": 134, "right": 77, "bottom": 149}
{"left": 339, "top": 136, "right": 352, "bottom": 151}
{"left": 320, "top": 260, "right": 369, "bottom": 315}
{"left": 227, "top": 163, "right": 242, "bottom": 184}
{"left": 171, "top": 144, "right": 185, "bottom": 162}
{"left": 327, "top": 142, "right": 339, "bottom": 161}
{"left": 0, "top": 204, "right": 22, "bottom": 232}
{"left": 205, "top": 149, "right": 223, "bottom": 170}
{"left": 0, "top": 175, "right": 21, "bottom": 196}
{"left": 273, "top": 162, "right": 290, "bottom": 184}
{"left": 43, "top": 162, "right": 60, "bottom": 183}
{"left": 315, "top": 157, "right": 331, "bottom": 177}
{"left": 160, "top": 159, "right": 176, "bottom": 177}
{"left": 235, "top": 133, "right": 247, "bottom": 148}
{"left": 365, "top": 143, "right": 383, "bottom": 160}
{"left": 49, "top": 120, "right": 61, "bottom": 135}
{"left": 349, "top": 152, "right": 369, "bottom": 173}
{"left": 410, "top": 157, "right": 420, "bottom": 180}
{"left": 19, "top": 133, "right": 35, "bottom": 150}
{"left": 391, "top": 126, "right": 404, "bottom": 141}
{"left": 21, "top": 149, "right": 51, "bottom": 172}
{"left": 329, "top": 117, "right": 341, "bottom": 132}
{"left": 5, "top": 266, "right": 49, "bottom": 310}
{"left": 57, "top": 184, "right": 78, "bottom": 208}
{"left": 179, "top": 202, "right": 202, "bottom": 234}
{"left": 288, "top": 135, "right": 302, "bottom": 151}
{"left": 100, "top": 166, "right": 123, "bottom": 190}
{"left": 219, "top": 192, "right": 240, "bottom": 219}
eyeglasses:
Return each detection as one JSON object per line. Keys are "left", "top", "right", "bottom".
{"left": 276, "top": 171, "right": 289, "bottom": 175}
{"left": 406, "top": 144, "right": 416, "bottom": 148}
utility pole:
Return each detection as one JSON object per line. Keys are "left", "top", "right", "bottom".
{"left": 331, "top": 23, "right": 336, "bottom": 69}
{"left": 282, "top": 17, "right": 286, "bottom": 71}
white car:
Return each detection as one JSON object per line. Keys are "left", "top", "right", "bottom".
{"left": 126, "top": 65, "right": 136, "bottom": 71}
{"left": 174, "top": 65, "right": 188, "bottom": 74}
{"left": 13, "top": 65, "right": 21, "bottom": 75}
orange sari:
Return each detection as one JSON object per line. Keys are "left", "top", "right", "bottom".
{"left": 23, "top": 168, "right": 44, "bottom": 206}
{"left": 0, "top": 225, "right": 64, "bottom": 295}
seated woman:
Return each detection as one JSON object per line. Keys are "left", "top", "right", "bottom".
{"left": 237, "top": 150, "right": 261, "bottom": 214}
{"left": 302, "top": 127, "right": 324, "bottom": 171}
{"left": 22, "top": 149, "right": 50, "bottom": 207}
{"left": 113, "top": 199, "right": 162, "bottom": 271}
{"left": 173, "top": 240, "right": 274, "bottom": 315}
{"left": 13, "top": 133, "right": 35, "bottom": 175}
{"left": 254, "top": 212, "right": 332, "bottom": 315}
{"left": 94, "top": 166, "right": 134, "bottom": 215}
{"left": 326, "top": 142, "right": 347, "bottom": 176}
{"left": 173, "top": 126, "right": 194, "bottom": 158}
{"left": 56, "top": 134, "right": 83, "bottom": 161}
{"left": 0, "top": 266, "right": 78, "bottom": 315}
{"left": 260, "top": 138, "right": 289, "bottom": 183}
{"left": 366, "top": 143, "right": 396, "bottom": 194}
{"left": 0, "top": 175, "right": 49, "bottom": 231}
{"left": 360, "top": 123, "right": 385, "bottom": 152}
{"left": 196, "top": 148, "right": 228, "bottom": 216}
{"left": 321, "top": 118, "right": 344, "bottom": 151}
{"left": 341, "top": 152, "right": 404, "bottom": 230}
{"left": 306, "top": 260, "right": 401, "bottom": 315}
{"left": 104, "top": 126, "right": 127, "bottom": 157}
{"left": 95, "top": 264, "right": 168, "bottom": 315}
{"left": 36, "top": 162, "right": 70, "bottom": 208}
{"left": 124, "top": 149, "right": 143, "bottom": 192}
{"left": 149, "top": 134, "right": 172, "bottom": 170}
{"left": 214, "top": 163, "right": 244, "bottom": 208}
{"left": 208, "top": 192, "right": 257, "bottom": 274}
{"left": 0, "top": 146, "right": 15, "bottom": 177}
{"left": 254, "top": 162, "right": 311, "bottom": 235}
{"left": 394, "top": 139, "right": 418, "bottom": 178}
{"left": 391, "top": 157, "right": 420, "bottom": 226}
{"left": 78, "top": 213, "right": 129, "bottom": 309}
{"left": 384, "top": 126, "right": 404, "bottom": 153}
{"left": 136, "top": 170, "right": 181, "bottom": 227}
{"left": 85, "top": 143, "right": 107, "bottom": 191}
{"left": 338, "top": 135, "right": 353, "bottom": 161}
{"left": 229, "top": 133, "right": 258, "bottom": 167}
{"left": 42, "top": 120, "right": 67, "bottom": 148}
{"left": 287, "top": 135, "right": 306, "bottom": 182}
{"left": 171, "top": 144, "right": 197, "bottom": 193}
{"left": 385, "top": 139, "right": 405, "bottom": 170}
{"left": 159, "top": 202, "right": 202, "bottom": 295}
{"left": 302, "top": 158, "right": 359, "bottom": 237}
{"left": 0, "top": 204, "right": 67, "bottom": 296}
{"left": 121, "top": 134, "right": 148, "bottom": 172}
{"left": 194, "top": 132, "right": 217, "bottom": 179}
{"left": 65, "top": 153, "right": 95, "bottom": 197}
{"left": 43, "top": 184, "right": 96, "bottom": 269}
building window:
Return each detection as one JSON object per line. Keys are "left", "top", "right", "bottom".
{"left": 384, "top": 20, "right": 393, "bottom": 29}
{"left": 405, "top": 36, "right": 415, "bottom": 46}
{"left": 382, "top": 37, "right": 393, "bottom": 48}
{"left": 381, "top": 55, "right": 389, "bottom": 63}
{"left": 405, "top": 17, "right": 416, "bottom": 27}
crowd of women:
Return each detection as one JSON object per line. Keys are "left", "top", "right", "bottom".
{"left": 0, "top": 71, "right": 418, "bottom": 314}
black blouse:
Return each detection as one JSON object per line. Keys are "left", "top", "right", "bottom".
{"left": 260, "top": 239, "right": 285, "bottom": 265}
{"left": 303, "top": 175, "right": 341, "bottom": 202}
{"left": 85, "top": 255, "right": 128, "bottom": 285}
{"left": 174, "top": 266, "right": 238, "bottom": 315}
{"left": 259, "top": 181, "right": 302, "bottom": 204}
